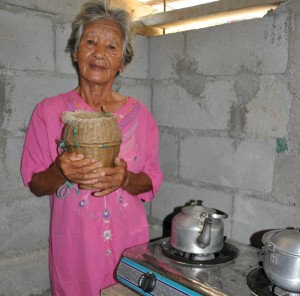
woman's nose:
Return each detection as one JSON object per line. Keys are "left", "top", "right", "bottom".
{"left": 93, "top": 45, "right": 106, "bottom": 59}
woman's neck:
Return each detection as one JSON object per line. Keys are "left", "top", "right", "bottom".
{"left": 75, "top": 84, "right": 127, "bottom": 113}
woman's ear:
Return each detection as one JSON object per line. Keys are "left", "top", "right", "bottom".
{"left": 119, "top": 63, "right": 126, "bottom": 74}
{"left": 72, "top": 50, "right": 78, "bottom": 62}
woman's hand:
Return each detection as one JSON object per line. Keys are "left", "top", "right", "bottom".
{"left": 57, "top": 152, "right": 104, "bottom": 187}
{"left": 58, "top": 154, "right": 152, "bottom": 197}
{"left": 92, "top": 158, "right": 128, "bottom": 197}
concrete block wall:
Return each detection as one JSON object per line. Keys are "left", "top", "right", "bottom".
{"left": 1, "top": 0, "right": 300, "bottom": 295}
{"left": 151, "top": 0, "right": 300, "bottom": 246}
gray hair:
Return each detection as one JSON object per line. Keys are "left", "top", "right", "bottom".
{"left": 66, "top": 0, "right": 134, "bottom": 66}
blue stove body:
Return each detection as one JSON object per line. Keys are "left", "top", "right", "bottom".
{"left": 115, "top": 238, "right": 260, "bottom": 296}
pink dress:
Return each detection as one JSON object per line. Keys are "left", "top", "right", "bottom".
{"left": 21, "top": 90, "right": 163, "bottom": 296}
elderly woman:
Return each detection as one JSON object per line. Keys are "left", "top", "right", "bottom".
{"left": 21, "top": 0, "right": 163, "bottom": 295}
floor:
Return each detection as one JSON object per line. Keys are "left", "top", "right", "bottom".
{"left": 29, "top": 289, "right": 52, "bottom": 296}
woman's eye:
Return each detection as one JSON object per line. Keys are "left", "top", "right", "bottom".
{"left": 87, "top": 39, "right": 95, "bottom": 45}
{"left": 107, "top": 44, "right": 116, "bottom": 50}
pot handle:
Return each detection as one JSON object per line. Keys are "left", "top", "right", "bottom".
{"left": 210, "top": 210, "right": 228, "bottom": 219}
{"left": 265, "top": 242, "right": 276, "bottom": 252}
{"left": 261, "top": 229, "right": 281, "bottom": 245}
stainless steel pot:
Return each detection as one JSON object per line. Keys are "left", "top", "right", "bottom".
{"left": 262, "top": 228, "right": 300, "bottom": 292}
{"left": 170, "top": 200, "right": 228, "bottom": 254}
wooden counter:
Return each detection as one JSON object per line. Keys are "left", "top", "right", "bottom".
{"left": 101, "top": 283, "right": 140, "bottom": 296}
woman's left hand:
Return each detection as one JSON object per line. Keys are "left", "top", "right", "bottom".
{"left": 92, "top": 157, "right": 128, "bottom": 197}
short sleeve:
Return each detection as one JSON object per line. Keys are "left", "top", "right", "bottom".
{"left": 136, "top": 110, "right": 163, "bottom": 202}
{"left": 21, "top": 103, "right": 53, "bottom": 186}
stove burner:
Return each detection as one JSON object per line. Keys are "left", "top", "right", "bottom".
{"left": 273, "top": 286, "right": 300, "bottom": 296}
{"left": 247, "top": 268, "right": 300, "bottom": 296}
{"left": 160, "top": 240, "right": 238, "bottom": 267}
{"left": 190, "top": 252, "right": 215, "bottom": 261}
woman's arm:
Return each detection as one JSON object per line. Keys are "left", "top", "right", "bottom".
{"left": 29, "top": 153, "right": 105, "bottom": 197}
{"left": 29, "top": 161, "right": 66, "bottom": 197}
{"left": 122, "top": 171, "right": 152, "bottom": 196}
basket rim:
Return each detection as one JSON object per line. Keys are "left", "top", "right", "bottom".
{"left": 62, "top": 110, "right": 116, "bottom": 124}
{"left": 66, "top": 140, "right": 121, "bottom": 148}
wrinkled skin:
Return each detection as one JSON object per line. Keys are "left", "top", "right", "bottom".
{"left": 57, "top": 153, "right": 128, "bottom": 197}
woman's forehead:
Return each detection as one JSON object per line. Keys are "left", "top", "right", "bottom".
{"left": 83, "top": 19, "right": 122, "bottom": 37}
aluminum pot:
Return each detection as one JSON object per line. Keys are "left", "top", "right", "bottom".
{"left": 170, "top": 200, "right": 228, "bottom": 254}
{"left": 262, "top": 228, "right": 300, "bottom": 292}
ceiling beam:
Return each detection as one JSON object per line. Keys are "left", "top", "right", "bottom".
{"left": 111, "top": 0, "right": 158, "bottom": 19}
{"left": 133, "top": 0, "right": 285, "bottom": 36}
{"left": 132, "top": 21, "right": 164, "bottom": 36}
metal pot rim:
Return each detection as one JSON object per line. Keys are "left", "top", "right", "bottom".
{"left": 262, "top": 229, "right": 300, "bottom": 256}
{"left": 182, "top": 205, "right": 216, "bottom": 216}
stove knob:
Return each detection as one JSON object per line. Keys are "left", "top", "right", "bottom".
{"left": 138, "top": 272, "right": 156, "bottom": 292}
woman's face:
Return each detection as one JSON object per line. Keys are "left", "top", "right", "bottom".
{"left": 73, "top": 18, "right": 126, "bottom": 85}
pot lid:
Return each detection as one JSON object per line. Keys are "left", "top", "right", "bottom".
{"left": 182, "top": 200, "right": 216, "bottom": 216}
{"left": 262, "top": 229, "right": 300, "bottom": 256}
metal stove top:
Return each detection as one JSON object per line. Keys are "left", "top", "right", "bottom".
{"left": 116, "top": 237, "right": 261, "bottom": 296}
{"left": 247, "top": 268, "right": 300, "bottom": 296}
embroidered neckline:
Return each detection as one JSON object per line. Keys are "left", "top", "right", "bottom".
{"left": 66, "top": 90, "right": 140, "bottom": 129}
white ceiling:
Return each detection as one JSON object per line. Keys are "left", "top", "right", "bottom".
{"left": 111, "top": 0, "right": 285, "bottom": 36}
{"left": 139, "top": 0, "right": 220, "bottom": 12}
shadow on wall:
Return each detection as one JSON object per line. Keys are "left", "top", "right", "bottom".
{"left": 162, "top": 204, "right": 194, "bottom": 238}
{"left": 250, "top": 227, "right": 298, "bottom": 249}
{"left": 163, "top": 207, "right": 181, "bottom": 238}
{"left": 249, "top": 229, "right": 276, "bottom": 249}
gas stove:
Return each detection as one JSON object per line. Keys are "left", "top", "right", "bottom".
{"left": 115, "top": 237, "right": 261, "bottom": 295}
{"left": 247, "top": 268, "right": 300, "bottom": 296}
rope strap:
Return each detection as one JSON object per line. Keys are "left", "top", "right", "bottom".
{"left": 73, "top": 127, "right": 80, "bottom": 148}
{"left": 56, "top": 180, "right": 81, "bottom": 199}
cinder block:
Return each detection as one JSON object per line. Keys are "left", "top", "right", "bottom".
{"left": 0, "top": 135, "right": 27, "bottom": 202}
{"left": 245, "top": 75, "right": 292, "bottom": 137}
{"left": 180, "top": 136, "right": 276, "bottom": 192}
{"left": 0, "top": 9, "right": 55, "bottom": 71}
{"left": 151, "top": 181, "right": 233, "bottom": 238}
{"left": 186, "top": 13, "right": 288, "bottom": 76}
{"left": 3, "top": 0, "right": 83, "bottom": 21}
{"left": 0, "top": 198, "right": 49, "bottom": 258}
{"left": 159, "top": 130, "right": 179, "bottom": 178}
{"left": 273, "top": 153, "right": 300, "bottom": 207}
{"left": 149, "top": 33, "right": 185, "bottom": 79}
{"left": 148, "top": 217, "right": 163, "bottom": 240}
{"left": 144, "top": 202, "right": 151, "bottom": 216}
{"left": 114, "top": 79, "right": 152, "bottom": 110}
{"left": 153, "top": 79, "right": 236, "bottom": 129}
{"left": 149, "top": 224, "right": 163, "bottom": 240}
{"left": 124, "top": 36, "right": 149, "bottom": 79}
{"left": 2, "top": 73, "right": 77, "bottom": 131}
{"left": 231, "top": 193, "right": 300, "bottom": 244}
{"left": 56, "top": 24, "right": 76, "bottom": 75}
{"left": 0, "top": 248, "right": 49, "bottom": 296}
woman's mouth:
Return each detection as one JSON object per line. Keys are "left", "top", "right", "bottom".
{"left": 90, "top": 63, "right": 106, "bottom": 70}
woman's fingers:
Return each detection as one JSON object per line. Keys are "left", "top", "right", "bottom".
{"left": 57, "top": 155, "right": 129, "bottom": 196}
{"left": 58, "top": 152, "right": 104, "bottom": 182}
